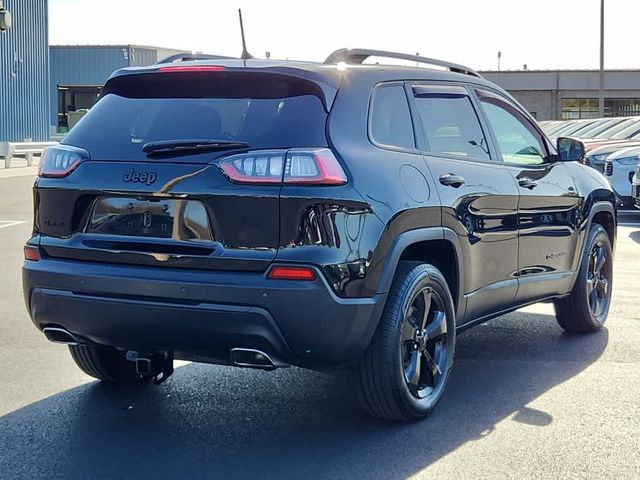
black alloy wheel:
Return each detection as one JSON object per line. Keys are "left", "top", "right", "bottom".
{"left": 358, "top": 261, "right": 456, "bottom": 421}
{"left": 586, "top": 240, "right": 611, "bottom": 323}
{"left": 556, "top": 223, "right": 613, "bottom": 333}
{"left": 401, "top": 286, "right": 449, "bottom": 400}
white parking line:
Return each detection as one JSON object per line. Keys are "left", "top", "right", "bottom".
{"left": 0, "top": 221, "right": 27, "bottom": 229}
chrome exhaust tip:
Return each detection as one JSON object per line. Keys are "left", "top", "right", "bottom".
{"left": 42, "top": 327, "right": 81, "bottom": 346}
{"left": 230, "top": 348, "right": 282, "bottom": 369}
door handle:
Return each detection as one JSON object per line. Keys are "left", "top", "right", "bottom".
{"left": 439, "top": 173, "right": 466, "bottom": 188}
{"left": 518, "top": 177, "right": 538, "bottom": 189}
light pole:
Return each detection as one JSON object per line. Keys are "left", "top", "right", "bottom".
{"left": 598, "top": 0, "right": 605, "bottom": 117}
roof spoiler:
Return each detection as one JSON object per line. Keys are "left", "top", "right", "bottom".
{"left": 158, "top": 53, "right": 236, "bottom": 64}
{"left": 323, "top": 48, "right": 482, "bottom": 78}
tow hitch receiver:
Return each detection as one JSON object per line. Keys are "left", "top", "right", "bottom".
{"left": 126, "top": 351, "right": 174, "bottom": 385}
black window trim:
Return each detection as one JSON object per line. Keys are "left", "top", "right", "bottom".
{"left": 407, "top": 81, "right": 499, "bottom": 166}
{"left": 367, "top": 81, "right": 420, "bottom": 155}
{"left": 472, "top": 87, "right": 556, "bottom": 167}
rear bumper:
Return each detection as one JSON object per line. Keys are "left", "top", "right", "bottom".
{"left": 23, "top": 258, "right": 385, "bottom": 369}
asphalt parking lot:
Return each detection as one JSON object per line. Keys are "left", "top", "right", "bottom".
{"left": 1, "top": 172, "right": 639, "bottom": 479}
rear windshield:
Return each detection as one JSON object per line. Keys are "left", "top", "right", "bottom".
{"left": 63, "top": 72, "right": 328, "bottom": 160}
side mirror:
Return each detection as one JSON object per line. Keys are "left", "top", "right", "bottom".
{"left": 557, "top": 137, "right": 585, "bottom": 162}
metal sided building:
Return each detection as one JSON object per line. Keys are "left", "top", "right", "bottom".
{"left": 0, "top": 0, "right": 50, "bottom": 142}
{"left": 50, "top": 45, "right": 184, "bottom": 133}
{"left": 481, "top": 69, "right": 640, "bottom": 121}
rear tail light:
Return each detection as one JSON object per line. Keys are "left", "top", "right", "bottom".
{"left": 23, "top": 245, "right": 41, "bottom": 261}
{"left": 218, "top": 148, "right": 347, "bottom": 186}
{"left": 38, "top": 145, "right": 89, "bottom": 178}
{"left": 285, "top": 149, "right": 347, "bottom": 185}
{"left": 267, "top": 266, "right": 316, "bottom": 281}
{"left": 218, "top": 150, "right": 284, "bottom": 184}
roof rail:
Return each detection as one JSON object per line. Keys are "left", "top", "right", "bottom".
{"left": 158, "top": 53, "right": 236, "bottom": 64}
{"left": 323, "top": 48, "right": 482, "bottom": 78}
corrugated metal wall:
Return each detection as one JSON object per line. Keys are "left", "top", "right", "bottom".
{"left": 0, "top": 0, "right": 50, "bottom": 142}
{"left": 49, "top": 46, "right": 130, "bottom": 126}
{"left": 129, "top": 46, "right": 157, "bottom": 67}
{"left": 154, "top": 47, "right": 188, "bottom": 63}
{"left": 50, "top": 45, "right": 181, "bottom": 127}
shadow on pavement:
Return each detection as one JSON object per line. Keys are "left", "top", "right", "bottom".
{"left": 0, "top": 311, "right": 608, "bottom": 479}
{"left": 628, "top": 230, "right": 640, "bottom": 244}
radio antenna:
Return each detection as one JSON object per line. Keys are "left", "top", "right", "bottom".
{"left": 238, "top": 9, "right": 253, "bottom": 61}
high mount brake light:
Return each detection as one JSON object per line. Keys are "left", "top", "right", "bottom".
{"left": 218, "top": 148, "right": 347, "bottom": 186}
{"left": 38, "top": 145, "right": 90, "bottom": 178}
{"left": 158, "top": 65, "right": 226, "bottom": 72}
{"left": 267, "top": 266, "right": 316, "bottom": 281}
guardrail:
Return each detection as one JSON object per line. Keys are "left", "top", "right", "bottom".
{"left": 0, "top": 141, "right": 58, "bottom": 169}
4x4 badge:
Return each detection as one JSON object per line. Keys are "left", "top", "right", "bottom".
{"left": 123, "top": 168, "right": 158, "bottom": 185}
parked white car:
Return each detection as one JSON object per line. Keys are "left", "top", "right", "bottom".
{"left": 604, "top": 145, "right": 640, "bottom": 208}
{"left": 585, "top": 141, "right": 640, "bottom": 172}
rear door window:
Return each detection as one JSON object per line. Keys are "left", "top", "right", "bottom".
{"left": 369, "top": 84, "right": 415, "bottom": 150}
{"left": 62, "top": 72, "right": 328, "bottom": 160}
{"left": 412, "top": 85, "right": 491, "bottom": 161}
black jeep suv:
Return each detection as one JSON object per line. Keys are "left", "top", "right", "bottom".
{"left": 23, "top": 49, "right": 616, "bottom": 421}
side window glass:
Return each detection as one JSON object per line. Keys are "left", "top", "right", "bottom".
{"left": 477, "top": 90, "right": 547, "bottom": 165}
{"left": 413, "top": 88, "right": 490, "bottom": 161}
{"left": 369, "top": 84, "right": 415, "bottom": 150}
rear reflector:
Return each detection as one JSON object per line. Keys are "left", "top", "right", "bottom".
{"left": 267, "top": 266, "right": 316, "bottom": 281}
{"left": 158, "top": 65, "right": 226, "bottom": 72}
{"left": 218, "top": 148, "right": 347, "bottom": 186}
{"left": 38, "top": 145, "right": 89, "bottom": 178}
{"left": 24, "top": 245, "right": 41, "bottom": 261}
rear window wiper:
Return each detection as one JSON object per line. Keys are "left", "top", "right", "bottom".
{"left": 142, "top": 139, "right": 250, "bottom": 157}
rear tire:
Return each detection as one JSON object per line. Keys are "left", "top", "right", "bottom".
{"left": 358, "top": 261, "right": 456, "bottom": 421}
{"left": 555, "top": 223, "right": 613, "bottom": 333}
{"left": 69, "top": 344, "right": 149, "bottom": 386}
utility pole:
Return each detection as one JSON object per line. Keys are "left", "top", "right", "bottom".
{"left": 598, "top": 0, "right": 605, "bottom": 117}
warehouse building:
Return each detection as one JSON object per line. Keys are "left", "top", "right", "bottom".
{"left": 0, "top": 0, "right": 185, "bottom": 141}
{"left": 50, "top": 45, "right": 184, "bottom": 133}
{"left": 482, "top": 69, "right": 640, "bottom": 121}
{"left": 0, "top": 0, "right": 49, "bottom": 142}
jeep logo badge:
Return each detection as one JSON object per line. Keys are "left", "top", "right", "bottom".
{"left": 123, "top": 168, "right": 158, "bottom": 185}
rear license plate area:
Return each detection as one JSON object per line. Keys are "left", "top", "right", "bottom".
{"left": 87, "top": 197, "right": 213, "bottom": 242}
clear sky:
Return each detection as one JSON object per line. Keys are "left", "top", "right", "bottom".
{"left": 48, "top": 0, "right": 635, "bottom": 71}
